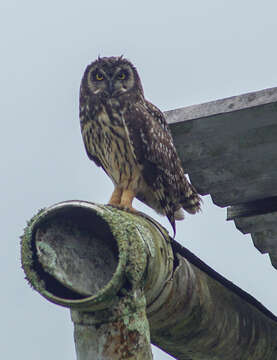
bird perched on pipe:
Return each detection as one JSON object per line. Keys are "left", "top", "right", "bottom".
{"left": 79, "top": 56, "right": 201, "bottom": 236}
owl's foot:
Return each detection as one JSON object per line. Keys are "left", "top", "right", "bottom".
{"left": 122, "top": 205, "right": 138, "bottom": 214}
{"left": 108, "top": 204, "right": 138, "bottom": 214}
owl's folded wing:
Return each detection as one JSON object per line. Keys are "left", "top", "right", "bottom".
{"left": 124, "top": 101, "right": 182, "bottom": 188}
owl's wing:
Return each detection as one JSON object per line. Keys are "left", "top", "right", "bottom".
{"left": 124, "top": 100, "right": 186, "bottom": 235}
{"left": 124, "top": 100, "right": 201, "bottom": 235}
{"left": 145, "top": 100, "right": 170, "bottom": 132}
{"left": 124, "top": 101, "right": 180, "bottom": 182}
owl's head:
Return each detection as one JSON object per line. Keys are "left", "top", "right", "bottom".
{"left": 82, "top": 56, "right": 144, "bottom": 99}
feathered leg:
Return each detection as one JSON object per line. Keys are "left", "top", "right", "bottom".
{"left": 120, "top": 189, "right": 137, "bottom": 213}
{"left": 108, "top": 187, "right": 122, "bottom": 206}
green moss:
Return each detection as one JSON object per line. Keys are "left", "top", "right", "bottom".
{"left": 99, "top": 206, "right": 154, "bottom": 288}
{"left": 20, "top": 208, "right": 46, "bottom": 293}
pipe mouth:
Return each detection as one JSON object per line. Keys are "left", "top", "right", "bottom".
{"left": 22, "top": 201, "right": 123, "bottom": 310}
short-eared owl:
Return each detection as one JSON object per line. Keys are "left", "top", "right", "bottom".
{"left": 80, "top": 56, "right": 201, "bottom": 235}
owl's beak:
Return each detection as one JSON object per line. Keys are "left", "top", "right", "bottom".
{"left": 108, "top": 81, "right": 114, "bottom": 95}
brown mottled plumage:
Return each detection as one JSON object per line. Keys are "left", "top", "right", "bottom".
{"left": 79, "top": 56, "right": 201, "bottom": 235}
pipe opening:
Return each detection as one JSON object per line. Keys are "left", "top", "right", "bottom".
{"left": 32, "top": 205, "right": 119, "bottom": 300}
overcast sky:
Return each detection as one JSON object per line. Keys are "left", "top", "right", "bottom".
{"left": 2, "top": 1, "right": 277, "bottom": 359}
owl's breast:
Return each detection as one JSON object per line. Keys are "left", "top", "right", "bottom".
{"left": 87, "top": 104, "right": 141, "bottom": 187}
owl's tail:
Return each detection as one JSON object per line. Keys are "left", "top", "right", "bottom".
{"left": 181, "top": 183, "right": 202, "bottom": 215}
{"left": 174, "top": 208, "right": 185, "bottom": 220}
{"left": 166, "top": 184, "right": 201, "bottom": 237}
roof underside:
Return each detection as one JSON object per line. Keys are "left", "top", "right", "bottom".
{"left": 165, "top": 87, "right": 277, "bottom": 269}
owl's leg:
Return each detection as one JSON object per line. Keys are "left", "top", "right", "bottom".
{"left": 120, "top": 189, "right": 137, "bottom": 213}
{"left": 108, "top": 186, "right": 123, "bottom": 206}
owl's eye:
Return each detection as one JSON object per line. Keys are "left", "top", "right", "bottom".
{"left": 117, "top": 72, "right": 126, "bottom": 80}
{"left": 95, "top": 73, "right": 104, "bottom": 81}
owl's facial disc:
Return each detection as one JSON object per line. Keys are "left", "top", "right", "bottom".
{"left": 87, "top": 64, "right": 135, "bottom": 98}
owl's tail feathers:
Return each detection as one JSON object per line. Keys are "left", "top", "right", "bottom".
{"left": 181, "top": 184, "right": 202, "bottom": 214}
{"left": 174, "top": 208, "right": 185, "bottom": 220}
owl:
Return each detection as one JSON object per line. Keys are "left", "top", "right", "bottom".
{"left": 79, "top": 56, "right": 201, "bottom": 236}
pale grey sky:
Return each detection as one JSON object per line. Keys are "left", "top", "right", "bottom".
{"left": 1, "top": 1, "right": 277, "bottom": 359}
